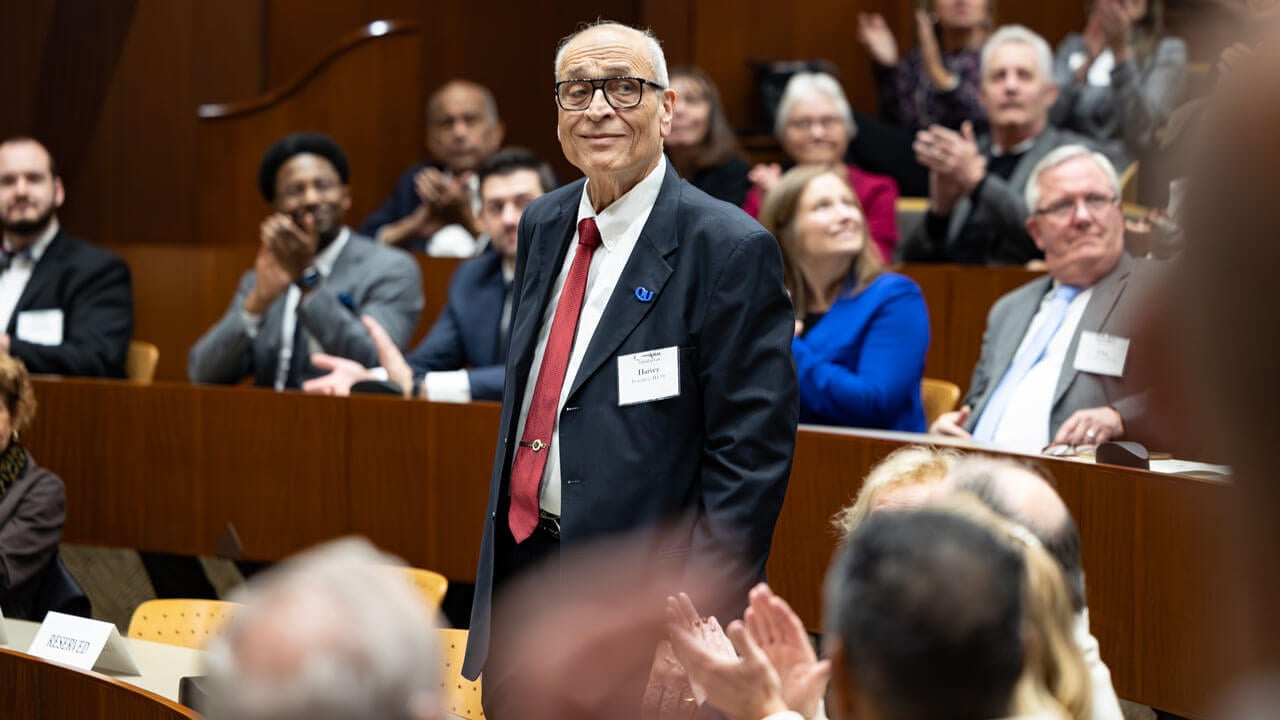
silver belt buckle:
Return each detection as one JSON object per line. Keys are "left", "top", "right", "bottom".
{"left": 538, "top": 511, "right": 561, "bottom": 538}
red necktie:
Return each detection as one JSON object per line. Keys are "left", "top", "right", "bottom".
{"left": 508, "top": 217, "right": 602, "bottom": 542}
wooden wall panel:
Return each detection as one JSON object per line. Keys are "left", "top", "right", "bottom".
{"left": 192, "top": 0, "right": 265, "bottom": 103}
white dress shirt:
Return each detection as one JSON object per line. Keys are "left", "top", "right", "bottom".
{"left": 0, "top": 220, "right": 59, "bottom": 334}
{"left": 991, "top": 283, "right": 1093, "bottom": 451}
{"left": 241, "top": 228, "right": 350, "bottom": 390}
{"left": 512, "top": 157, "right": 667, "bottom": 517}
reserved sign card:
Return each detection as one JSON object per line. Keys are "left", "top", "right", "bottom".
{"left": 27, "top": 611, "right": 140, "bottom": 675}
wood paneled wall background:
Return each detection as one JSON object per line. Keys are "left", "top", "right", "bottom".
{"left": 0, "top": 0, "right": 1237, "bottom": 250}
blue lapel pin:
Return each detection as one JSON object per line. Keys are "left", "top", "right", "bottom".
{"left": 634, "top": 286, "right": 655, "bottom": 303}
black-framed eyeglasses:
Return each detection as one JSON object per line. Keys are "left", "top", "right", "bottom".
{"left": 1033, "top": 193, "right": 1119, "bottom": 221}
{"left": 554, "top": 77, "right": 665, "bottom": 111}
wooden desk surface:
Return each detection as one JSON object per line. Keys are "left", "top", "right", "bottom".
{"left": 24, "top": 378, "right": 1230, "bottom": 717}
{"left": 1, "top": 618, "right": 204, "bottom": 705}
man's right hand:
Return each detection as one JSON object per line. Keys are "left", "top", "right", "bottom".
{"left": 856, "top": 13, "right": 899, "bottom": 67}
{"left": 244, "top": 241, "right": 292, "bottom": 315}
{"left": 930, "top": 405, "right": 973, "bottom": 438}
{"left": 748, "top": 163, "right": 782, "bottom": 196}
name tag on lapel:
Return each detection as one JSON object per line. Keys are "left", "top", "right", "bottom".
{"left": 617, "top": 346, "right": 680, "bottom": 405}
{"left": 16, "top": 309, "right": 64, "bottom": 346}
{"left": 1073, "top": 331, "right": 1129, "bottom": 377}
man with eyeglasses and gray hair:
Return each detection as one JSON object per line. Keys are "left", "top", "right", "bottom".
{"left": 462, "top": 19, "right": 798, "bottom": 713}
{"left": 930, "top": 144, "right": 1163, "bottom": 452}
{"left": 900, "top": 25, "right": 1094, "bottom": 265}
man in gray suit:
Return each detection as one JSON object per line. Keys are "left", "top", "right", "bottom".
{"left": 899, "top": 25, "right": 1091, "bottom": 265}
{"left": 189, "top": 133, "right": 423, "bottom": 389}
{"left": 931, "top": 144, "right": 1159, "bottom": 451}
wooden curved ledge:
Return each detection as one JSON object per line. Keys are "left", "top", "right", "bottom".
{"left": 197, "top": 19, "right": 421, "bottom": 119}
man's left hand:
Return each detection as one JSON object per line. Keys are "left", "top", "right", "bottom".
{"left": 915, "top": 122, "right": 985, "bottom": 194}
{"left": 1055, "top": 406, "right": 1126, "bottom": 446}
{"left": 668, "top": 616, "right": 790, "bottom": 720}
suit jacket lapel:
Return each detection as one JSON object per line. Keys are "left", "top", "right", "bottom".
{"left": 566, "top": 166, "right": 680, "bottom": 400}
{"left": 506, "top": 187, "right": 580, "bottom": 398}
{"left": 474, "top": 252, "right": 507, "bottom": 365}
{"left": 9, "top": 229, "right": 67, "bottom": 333}
{"left": 987, "top": 276, "right": 1053, "bottom": 391}
{"left": 1052, "top": 253, "right": 1134, "bottom": 406}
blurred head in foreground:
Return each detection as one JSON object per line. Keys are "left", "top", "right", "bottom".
{"left": 204, "top": 537, "right": 441, "bottom": 720}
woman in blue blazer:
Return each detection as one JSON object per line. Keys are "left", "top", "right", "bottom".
{"left": 759, "top": 164, "right": 930, "bottom": 431}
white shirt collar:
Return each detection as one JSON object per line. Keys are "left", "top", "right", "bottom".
{"left": 577, "top": 156, "right": 667, "bottom": 250}
{"left": 313, "top": 227, "right": 350, "bottom": 276}
{"left": 4, "top": 219, "right": 59, "bottom": 263}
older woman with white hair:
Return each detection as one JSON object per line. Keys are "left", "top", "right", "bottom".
{"left": 743, "top": 72, "right": 901, "bottom": 262}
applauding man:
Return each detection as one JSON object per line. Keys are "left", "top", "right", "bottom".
{"left": 189, "top": 133, "right": 422, "bottom": 390}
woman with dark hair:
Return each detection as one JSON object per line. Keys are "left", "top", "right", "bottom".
{"left": 852, "top": 0, "right": 993, "bottom": 195}
{"left": 758, "top": 165, "right": 928, "bottom": 431}
{"left": 1052, "top": 0, "right": 1187, "bottom": 168}
{"left": 0, "top": 354, "right": 68, "bottom": 620}
{"left": 666, "top": 67, "right": 751, "bottom": 205}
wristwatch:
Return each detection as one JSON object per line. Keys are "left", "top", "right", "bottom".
{"left": 295, "top": 266, "right": 322, "bottom": 291}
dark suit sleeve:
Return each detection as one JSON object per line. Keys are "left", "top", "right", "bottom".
{"left": 967, "top": 175, "right": 1039, "bottom": 264}
{"left": 0, "top": 468, "right": 65, "bottom": 595}
{"left": 359, "top": 166, "right": 424, "bottom": 237}
{"left": 9, "top": 253, "right": 132, "bottom": 378}
{"left": 897, "top": 211, "right": 952, "bottom": 262}
{"left": 407, "top": 275, "right": 470, "bottom": 376}
{"left": 691, "top": 229, "right": 798, "bottom": 595}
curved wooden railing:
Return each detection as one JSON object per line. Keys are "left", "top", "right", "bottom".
{"left": 193, "top": 19, "right": 424, "bottom": 247}
{"left": 0, "top": 649, "right": 201, "bottom": 719}
{"left": 197, "top": 20, "right": 421, "bottom": 119}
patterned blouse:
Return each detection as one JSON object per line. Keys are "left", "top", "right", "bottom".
{"left": 872, "top": 47, "right": 988, "bottom": 134}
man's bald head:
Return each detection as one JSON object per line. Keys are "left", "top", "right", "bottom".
{"left": 949, "top": 457, "right": 1087, "bottom": 613}
{"left": 425, "top": 80, "right": 504, "bottom": 173}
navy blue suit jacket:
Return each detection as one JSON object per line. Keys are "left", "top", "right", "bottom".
{"left": 359, "top": 162, "right": 435, "bottom": 253}
{"left": 463, "top": 163, "right": 799, "bottom": 679}
{"left": 407, "top": 250, "right": 507, "bottom": 400}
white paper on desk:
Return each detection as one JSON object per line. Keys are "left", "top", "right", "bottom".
{"left": 1149, "top": 459, "right": 1233, "bottom": 477}
{"left": 0, "top": 607, "right": 7, "bottom": 645}
{"left": 27, "top": 611, "right": 140, "bottom": 675}
{"left": 15, "top": 309, "right": 64, "bottom": 346}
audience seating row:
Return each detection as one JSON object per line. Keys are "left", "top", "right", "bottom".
{"left": 24, "top": 377, "right": 1228, "bottom": 718}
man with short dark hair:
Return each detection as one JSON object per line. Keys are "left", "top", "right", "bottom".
{"left": 303, "top": 147, "right": 556, "bottom": 401}
{"left": 823, "top": 510, "right": 1028, "bottom": 720}
{"left": 361, "top": 80, "right": 505, "bottom": 255}
{"left": 0, "top": 137, "right": 132, "bottom": 377}
{"left": 189, "top": 132, "right": 422, "bottom": 389}
{"left": 931, "top": 144, "right": 1160, "bottom": 450}
{"left": 949, "top": 456, "right": 1124, "bottom": 720}
{"left": 900, "top": 25, "right": 1093, "bottom": 265}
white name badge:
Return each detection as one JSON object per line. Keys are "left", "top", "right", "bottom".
{"left": 617, "top": 346, "right": 680, "bottom": 406}
{"left": 1073, "top": 331, "right": 1130, "bottom": 377}
{"left": 27, "top": 611, "right": 140, "bottom": 675}
{"left": 15, "top": 309, "right": 64, "bottom": 346}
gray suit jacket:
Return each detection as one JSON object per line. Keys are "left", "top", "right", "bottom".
{"left": 188, "top": 232, "right": 423, "bottom": 388}
{"left": 963, "top": 252, "right": 1159, "bottom": 440}
{"left": 898, "top": 125, "right": 1093, "bottom": 265}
